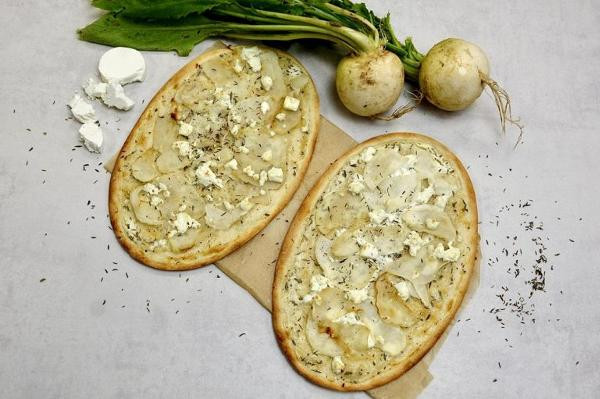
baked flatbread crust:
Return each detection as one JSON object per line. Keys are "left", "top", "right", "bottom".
{"left": 273, "top": 133, "right": 478, "bottom": 391}
{"left": 110, "top": 45, "right": 319, "bottom": 270}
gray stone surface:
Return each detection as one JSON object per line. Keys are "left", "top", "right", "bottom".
{"left": 1, "top": 1, "right": 598, "bottom": 397}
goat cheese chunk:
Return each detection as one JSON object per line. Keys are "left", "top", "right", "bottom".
{"left": 68, "top": 94, "right": 97, "bottom": 123}
{"left": 195, "top": 162, "right": 223, "bottom": 188}
{"left": 241, "top": 47, "right": 262, "bottom": 72}
{"left": 283, "top": 96, "right": 300, "bottom": 111}
{"left": 82, "top": 77, "right": 107, "bottom": 99}
{"left": 101, "top": 82, "right": 134, "bottom": 111}
{"left": 78, "top": 122, "right": 103, "bottom": 153}
{"left": 267, "top": 167, "right": 284, "bottom": 183}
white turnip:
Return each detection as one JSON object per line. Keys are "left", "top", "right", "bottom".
{"left": 336, "top": 50, "right": 404, "bottom": 116}
{"left": 419, "top": 38, "right": 523, "bottom": 144}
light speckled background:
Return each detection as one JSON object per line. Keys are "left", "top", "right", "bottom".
{"left": 1, "top": 1, "right": 599, "bottom": 398}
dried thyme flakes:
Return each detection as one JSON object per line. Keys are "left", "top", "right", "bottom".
{"left": 484, "top": 198, "right": 568, "bottom": 327}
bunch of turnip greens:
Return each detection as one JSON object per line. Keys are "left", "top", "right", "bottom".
{"left": 79, "top": 0, "right": 522, "bottom": 142}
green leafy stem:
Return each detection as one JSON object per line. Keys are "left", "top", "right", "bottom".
{"left": 79, "top": 0, "right": 425, "bottom": 82}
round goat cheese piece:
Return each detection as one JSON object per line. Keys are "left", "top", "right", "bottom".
{"left": 99, "top": 47, "right": 146, "bottom": 85}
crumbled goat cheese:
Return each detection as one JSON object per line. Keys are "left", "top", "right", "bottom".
{"left": 367, "top": 334, "right": 376, "bottom": 348}
{"left": 78, "top": 122, "right": 103, "bottom": 153}
{"left": 172, "top": 141, "right": 191, "bottom": 157}
{"left": 394, "top": 281, "right": 412, "bottom": 301}
{"left": 301, "top": 275, "right": 330, "bottom": 303}
{"left": 101, "top": 82, "right": 134, "bottom": 111}
{"left": 233, "top": 58, "right": 244, "bottom": 74}
{"left": 432, "top": 242, "right": 461, "bottom": 262}
{"left": 425, "top": 218, "right": 440, "bottom": 229}
{"left": 150, "top": 196, "right": 164, "bottom": 207}
{"left": 260, "top": 101, "right": 270, "bottom": 114}
{"left": 149, "top": 239, "right": 166, "bottom": 250}
{"left": 225, "top": 158, "right": 238, "bottom": 170}
{"left": 178, "top": 121, "right": 194, "bottom": 136}
{"left": 346, "top": 287, "right": 370, "bottom": 304}
{"left": 283, "top": 96, "right": 300, "bottom": 111}
{"left": 414, "top": 185, "right": 435, "bottom": 205}
{"left": 261, "top": 75, "right": 273, "bottom": 91}
{"left": 172, "top": 212, "right": 200, "bottom": 234}
{"left": 368, "top": 209, "right": 391, "bottom": 224}
{"left": 435, "top": 192, "right": 452, "bottom": 208}
{"left": 243, "top": 165, "right": 260, "bottom": 181}
{"left": 267, "top": 167, "right": 284, "bottom": 183}
{"left": 359, "top": 242, "right": 379, "bottom": 259}
{"left": 68, "top": 94, "right": 97, "bottom": 123}
{"left": 348, "top": 175, "right": 365, "bottom": 194}
{"left": 360, "top": 147, "right": 376, "bottom": 162}
{"left": 195, "top": 162, "right": 223, "bottom": 188}
{"left": 334, "top": 312, "right": 363, "bottom": 325}
{"left": 259, "top": 170, "right": 268, "bottom": 186}
{"left": 241, "top": 47, "right": 262, "bottom": 72}
{"left": 332, "top": 356, "right": 345, "bottom": 374}
{"left": 82, "top": 77, "right": 107, "bottom": 99}
{"left": 239, "top": 197, "right": 254, "bottom": 212}
{"left": 142, "top": 183, "right": 161, "bottom": 195}
{"left": 261, "top": 149, "right": 273, "bottom": 162}
{"left": 403, "top": 231, "right": 428, "bottom": 256}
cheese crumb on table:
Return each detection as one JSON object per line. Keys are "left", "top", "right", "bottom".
{"left": 68, "top": 94, "right": 97, "bottom": 123}
{"left": 82, "top": 77, "right": 107, "bottom": 99}
{"left": 78, "top": 122, "right": 103, "bottom": 153}
{"left": 101, "top": 82, "right": 134, "bottom": 111}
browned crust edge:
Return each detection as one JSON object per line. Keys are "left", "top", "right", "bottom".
{"left": 272, "top": 132, "right": 479, "bottom": 391}
{"left": 109, "top": 45, "right": 320, "bottom": 271}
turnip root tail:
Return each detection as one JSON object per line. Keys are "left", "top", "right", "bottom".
{"left": 373, "top": 90, "right": 423, "bottom": 121}
{"left": 480, "top": 73, "right": 524, "bottom": 148}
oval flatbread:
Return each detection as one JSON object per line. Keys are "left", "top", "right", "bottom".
{"left": 272, "top": 133, "right": 478, "bottom": 391}
{"left": 109, "top": 45, "right": 319, "bottom": 270}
